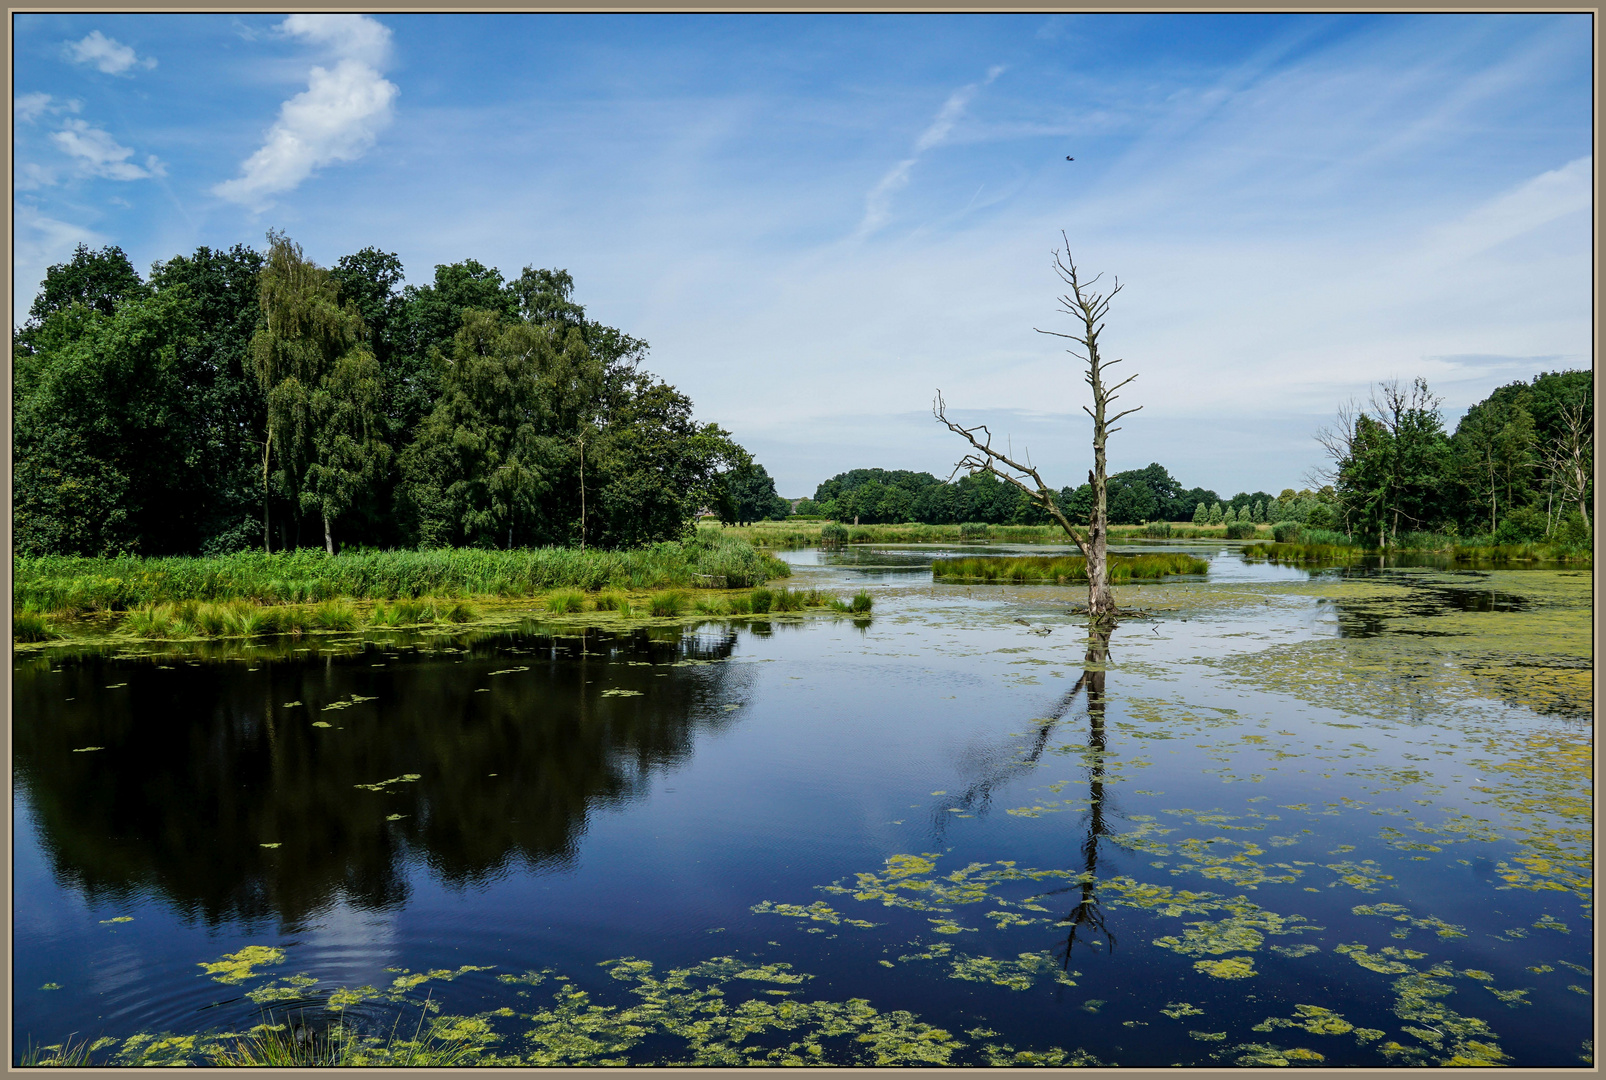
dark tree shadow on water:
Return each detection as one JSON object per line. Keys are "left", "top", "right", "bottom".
{"left": 927, "top": 621, "right": 1119, "bottom": 966}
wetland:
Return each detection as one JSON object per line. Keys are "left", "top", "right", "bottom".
{"left": 13, "top": 540, "right": 1593, "bottom": 1066}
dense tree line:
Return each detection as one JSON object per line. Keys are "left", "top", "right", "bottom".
{"left": 798, "top": 463, "right": 1262, "bottom": 527}
{"left": 1320, "top": 372, "right": 1592, "bottom": 546}
{"left": 14, "top": 238, "right": 775, "bottom": 557}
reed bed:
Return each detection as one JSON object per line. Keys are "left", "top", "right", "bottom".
{"left": 13, "top": 535, "right": 788, "bottom": 616}
{"left": 1240, "top": 542, "right": 1367, "bottom": 565}
{"left": 932, "top": 552, "right": 1208, "bottom": 584}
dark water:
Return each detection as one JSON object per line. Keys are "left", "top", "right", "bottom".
{"left": 13, "top": 547, "right": 1593, "bottom": 1066}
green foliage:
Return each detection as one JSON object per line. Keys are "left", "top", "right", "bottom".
{"left": 1272, "top": 522, "right": 1302, "bottom": 544}
{"left": 1140, "top": 521, "right": 1173, "bottom": 538}
{"left": 1192, "top": 502, "right": 1208, "bottom": 524}
{"left": 546, "top": 590, "right": 586, "bottom": 614}
{"left": 850, "top": 591, "right": 874, "bottom": 614}
{"left": 1208, "top": 502, "right": 1225, "bottom": 525}
{"left": 648, "top": 591, "right": 688, "bottom": 617}
{"left": 722, "top": 462, "right": 791, "bottom": 524}
{"left": 14, "top": 537, "right": 788, "bottom": 616}
{"left": 932, "top": 553, "right": 1208, "bottom": 583}
{"left": 1224, "top": 521, "right": 1257, "bottom": 540}
{"left": 748, "top": 588, "right": 774, "bottom": 614}
{"left": 16, "top": 234, "right": 768, "bottom": 560}
{"left": 819, "top": 523, "right": 849, "bottom": 547}
{"left": 1494, "top": 507, "right": 1547, "bottom": 545}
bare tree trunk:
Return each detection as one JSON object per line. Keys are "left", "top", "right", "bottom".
{"left": 323, "top": 509, "right": 334, "bottom": 555}
{"left": 935, "top": 235, "right": 1137, "bottom": 623}
{"left": 262, "top": 431, "right": 273, "bottom": 554}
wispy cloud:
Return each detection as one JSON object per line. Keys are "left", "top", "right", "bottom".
{"left": 855, "top": 65, "right": 1005, "bottom": 239}
{"left": 13, "top": 205, "right": 109, "bottom": 320}
{"left": 64, "top": 30, "right": 156, "bottom": 75}
{"left": 15, "top": 92, "right": 80, "bottom": 124}
{"left": 212, "top": 14, "right": 398, "bottom": 210}
{"left": 50, "top": 118, "right": 165, "bottom": 180}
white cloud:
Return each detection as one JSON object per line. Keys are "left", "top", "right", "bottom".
{"left": 15, "top": 92, "right": 53, "bottom": 123}
{"left": 14, "top": 93, "right": 80, "bottom": 123}
{"left": 50, "top": 118, "right": 164, "bottom": 180}
{"left": 1427, "top": 155, "right": 1591, "bottom": 262}
{"left": 856, "top": 65, "right": 1005, "bottom": 238}
{"left": 16, "top": 163, "right": 57, "bottom": 190}
{"left": 13, "top": 206, "right": 108, "bottom": 324}
{"left": 64, "top": 30, "right": 156, "bottom": 75}
{"left": 212, "top": 14, "right": 398, "bottom": 210}
{"left": 280, "top": 13, "right": 392, "bottom": 68}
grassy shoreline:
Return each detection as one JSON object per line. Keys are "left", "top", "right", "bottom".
{"left": 14, "top": 584, "right": 873, "bottom": 647}
{"left": 14, "top": 534, "right": 789, "bottom": 616}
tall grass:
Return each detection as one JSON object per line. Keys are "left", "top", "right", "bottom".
{"left": 1241, "top": 542, "right": 1366, "bottom": 565}
{"left": 932, "top": 553, "right": 1208, "bottom": 584}
{"left": 14, "top": 534, "right": 788, "bottom": 617}
{"left": 208, "top": 1006, "right": 480, "bottom": 1068}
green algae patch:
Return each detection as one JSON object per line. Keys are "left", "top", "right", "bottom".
{"left": 354, "top": 773, "right": 422, "bottom": 793}
{"left": 1194, "top": 957, "right": 1256, "bottom": 979}
{"left": 200, "top": 945, "right": 286, "bottom": 984}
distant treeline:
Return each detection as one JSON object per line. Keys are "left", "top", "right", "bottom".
{"left": 797, "top": 368, "right": 1591, "bottom": 546}
{"left": 14, "top": 238, "right": 789, "bottom": 557}
{"left": 796, "top": 463, "right": 1278, "bottom": 526}
{"left": 1320, "top": 372, "right": 1591, "bottom": 546}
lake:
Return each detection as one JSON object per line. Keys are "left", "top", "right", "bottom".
{"left": 12, "top": 542, "right": 1593, "bottom": 1066}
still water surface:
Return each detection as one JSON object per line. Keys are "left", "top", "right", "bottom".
{"left": 13, "top": 544, "right": 1593, "bottom": 1066}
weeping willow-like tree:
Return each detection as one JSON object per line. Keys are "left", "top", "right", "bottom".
{"left": 250, "top": 231, "right": 389, "bottom": 553}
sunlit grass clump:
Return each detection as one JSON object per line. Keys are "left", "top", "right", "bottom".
{"left": 932, "top": 553, "right": 1207, "bottom": 584}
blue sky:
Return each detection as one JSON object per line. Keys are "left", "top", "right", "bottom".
{"left": 13, "top": 13, "right": 1592, "bottom": 498}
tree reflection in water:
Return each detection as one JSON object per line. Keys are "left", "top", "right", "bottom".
{"left": 13, "top": 624, "right": 752, "bottom": 932}
{"left": 933, "top": 620, "right": 1118, "bottom": 965}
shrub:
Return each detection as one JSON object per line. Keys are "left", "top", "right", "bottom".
{"left": 649, "top": 591, "right": 687, "bottom": 617}
{"left": 748, "top": 588, "right": 773, "bottom": 614}
{"left": 1494, "top": 507, "right": 1547, "bottom": 545}
{"left": 819, "top": 523, "right": 849, "bottom": 548}
{"left": 1271, "top": 521, "right": 1302, "bottom": 544}
{"left": 1551, "top": 510, "right": 1591, "bottom": 549}
{"left": 13, "top": 608, "right": 57, "bottom": 642}
{"left": 1192, "top": 502, "right": 1208, "bottom": 525}
{"left": 850, "top": 591, "right": 873, "bottom": 614}
{"left": 546, "top": 590, "right": 585, "bottom": 614}
{"left": 958, "top": 522, "right": 989, "bottom": 541}
{"left": 312, "top": 601, "right": 358, "bottom": 631}
{"left": 1224, "top": 521, "right": 1257, "bottom": 540}
{"left": 1140, "top": 521, "right": 1172, "bottom": 539}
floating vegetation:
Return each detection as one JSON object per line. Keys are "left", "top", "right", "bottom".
{"left": 354, "top": 773, "right": 422, "bottom": 793}
{"left": 932, "top": 552, "right": 1208, "bottom": 584}
{"left": 13, "top": 546, "right": 1592, "bottom": 1068}
{"left": 200, "top": 946, "right": 286, "bottom": 984}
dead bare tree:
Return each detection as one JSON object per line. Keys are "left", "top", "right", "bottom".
{"left": 1543, "top": 397, "right": 1593, "bottom": 532}
{"left": 935, "top": 233, "right": 1138, "bottom": 621}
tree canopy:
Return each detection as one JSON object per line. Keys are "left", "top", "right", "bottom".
{"left": 15, "top": 233, "right": 763, "bottom": 556}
